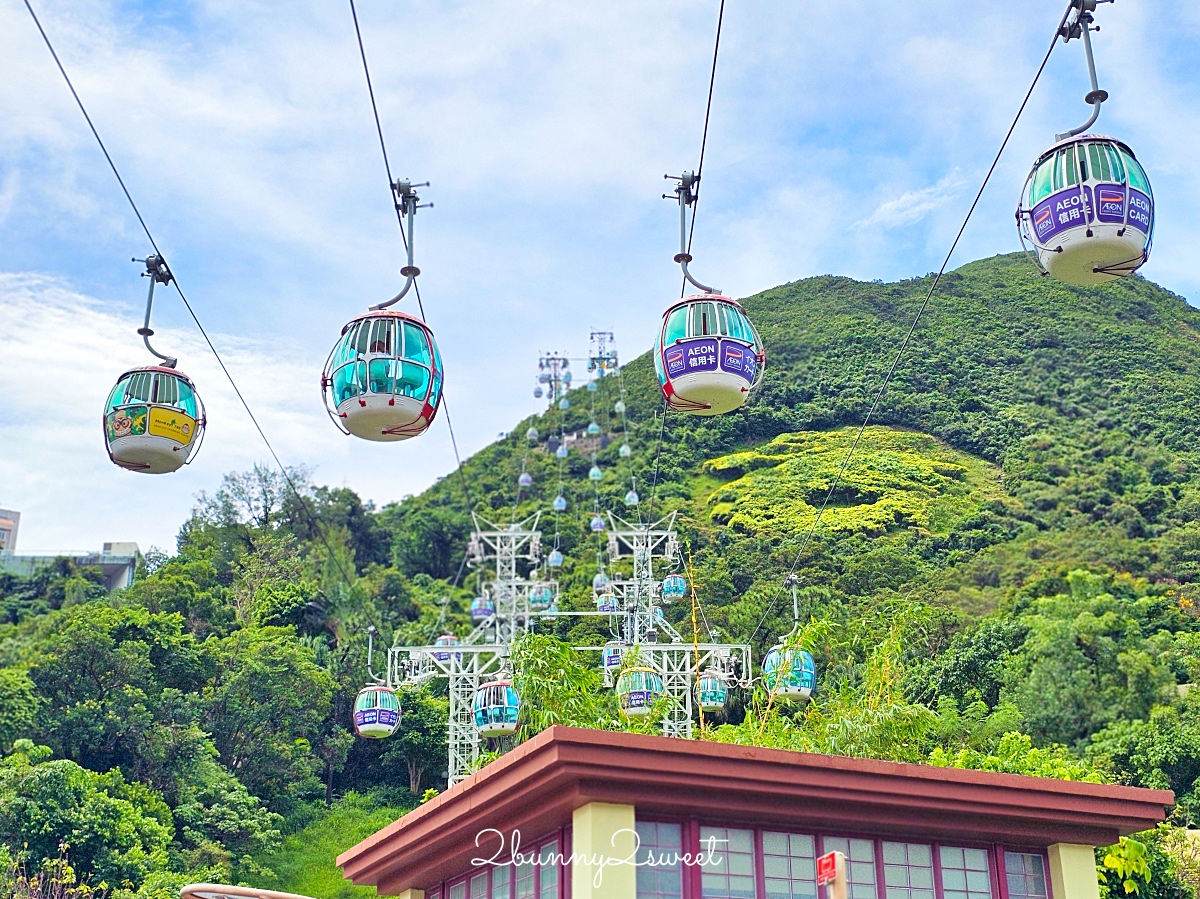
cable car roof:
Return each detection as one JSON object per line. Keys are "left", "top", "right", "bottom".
{"left": 339, "top": 307, "right": 431, "bottom": 336}
{"left": 659, "top": 293, "right": 745, "bottom": 320}
{"left": 1032, "top": 133, "right": 1138, "bottom": 167}
{"left": 115, "top": 364, "right": 198, "bottom": 385}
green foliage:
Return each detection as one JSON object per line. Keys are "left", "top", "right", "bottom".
{"left": 248, "top": 795, "right": 411, "bottom": 899}
{"left": 0, "top": 740, "right": 171, "bottom": 889}
{"left": 0, "top": 667, "right": 38, "bottom": 753}
{"left": 704, "top": 428, "right": 1007, "bottom": 539}
{"left": 1088, "top": 695, "right": 1200, "bottom": 826}
{"left": 1101, "top": 837, "right": 1153, "bottom": 897}
{"left": 379, "top": 689, "right": 448, "bottom": 795}
{"left": 510, "top": 634, "right": 620, "bottom": 736}
{"left": 202, "top": 626, "right": 333, "bottom": 811}
{"left": 928, "top": 732, "right": 1105, "bottom": 781}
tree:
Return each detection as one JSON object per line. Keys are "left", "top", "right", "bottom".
{"left": 23, "top": 604, "right": 211, "bottom": 798}
{"left": 381, "top": 690, "right": 449, "bottom": 795}
{"left": 0, "top": 740, "right": 172, "bottom": 889}
{"left": 202, "top": 626, "right": 333, "bottom": 810}
{"left": 0, "top": 668, "right": 37, "bottom": 753}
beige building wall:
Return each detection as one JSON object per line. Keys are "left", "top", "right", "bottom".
{"left": 571, "top": 802, "right": 637, "bottom": 899}
{"left": 1047, "top": 843, "right": 1101, "bottom": 899}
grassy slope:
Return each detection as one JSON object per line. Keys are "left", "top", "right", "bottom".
{"left": 250, "top": 800, "right": 410, "bottom": 899}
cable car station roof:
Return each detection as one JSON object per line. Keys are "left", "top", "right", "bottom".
{"left": 337, "top": 726, "right": 1172, "bottom": 895}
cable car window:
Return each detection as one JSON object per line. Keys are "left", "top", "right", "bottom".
{"left": 355, "top": 321, "right": 372, "bottom": 357}
{"left": 1064, "top": 148, "right": 1079, "bottom": 186}
{"left": 433, "top": 340, "right": 443, "bottom": 374}
{"left": 1105, "top": 144, "right": 1125, "bottom": 183}
{"left": 1088, "top": 144, "right": 1110, "bottom": 182}
{"left": 725, "top": 305, "right": 752, "bottom": 343}
{"left": 176, "top": 380, "right": 198, "bottom": 418}
{"left": 1052, "top": 151, "right": 1065, "bottom": 191}
{"left": 692, "top": 302, "right": 718, "bottom": 337}
{"left": 106, "top": 378, "right": 129, "bottom": 413}
{"left": 369, "top": 319, "right": 393, "bottom": 355}
{"left": 340, "top": 324, "right": 361, "bottom": 365}
{"left": 125, "top": 372, "right": 153, "bottom": 404}
{"left": 403, "top": 322, "right": 432, "bottom": 365}
{"left": 397, "top": 362, "right": 430, "bottom": 399}
{"left": 1031, "top": 158, "right": 1056, "bottom": 204}
{"left": 1121, "top": 151, "right": 1150, "bottom": 193}
{"left": 1076, "top": 145, "right": 1088, "bottom": 182}
{"left": 653, "top": 348, "right": 667, "bottom": 386}
{"left": 334, "top": 363, "right": 359, "bottom": 404}
{"left": 664, "top": 307, "right": 688, "bottom": 344}
{"left": 369, "top": 359, "right": 393, "bottom": 394}
{"left": 154, "top": 374, "right": 178, "bottom": 407}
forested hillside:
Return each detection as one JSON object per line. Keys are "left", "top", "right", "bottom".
{"left": 4, "top": 252, "right": 1200, "bottom": 898}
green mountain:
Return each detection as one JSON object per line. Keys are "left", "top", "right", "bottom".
{"left": 401, "top": 251, "right": 1200, "bottom": 634}
{"left": 4, "top": 251, "right": 1200, "bottom": 897}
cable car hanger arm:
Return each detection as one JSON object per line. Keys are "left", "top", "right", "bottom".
{"left": 134, "top": 254, "right": 177, "bottom": 368}
{"left": 665, "top": 171, "right": 719, "bottom": 294}
{"left": 372, "top": 180, "right": 430, "bottom": 311}
{"left": 1056, "top": 0, "right": 1114, "bottom": 142}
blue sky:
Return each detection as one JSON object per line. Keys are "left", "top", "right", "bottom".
{"left": 1, "top": 0, "right": 1197, "bottom": 553}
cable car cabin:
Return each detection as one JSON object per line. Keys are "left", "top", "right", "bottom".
{"left": 1018, "top": 135, "right": 1154, "bottom": 286}
{"left": 104, "top": 366, "right": 205, "bottom": 474}
{"left": 529, "top": 584, "right": 554, "bottom": 611}
{"left": 596, "top": 591, "right": 620, "bottom": 614}
{"left": 654, "top": 295, "right": 765, "bottom": 416}
{"left": 353, "top": 685, "right": 400, "bottom": 739}
{"left": 322, "top": 310, "right": 443, "bottom": 441}
{"left": 432, "top": 634, "right": 460, "bottom": 662}
{"left": 697, "top": 670, "right": 728, "bottom": 714}
{"left": 661, "top": 574, "right": 688, "bottom": 600}
{"left": 601, "top": 641, "right": 626, "bottom": 672}
{"left": 547, "top": 549, "right": 564, "bottom": 568}
{"left": 616, "top": 667, "right": 664, "bottom": 718}
{"left": 470, "top": 596, "right": 495, "bottom": 622}
{"left": 593, "top": 572, "right": 610, "bottom": 591}
{"left": 473, "top": 680, "right": 521, "bottom": 738}
{"left": 762, "top": 646, "right": 816, "bottom": 703}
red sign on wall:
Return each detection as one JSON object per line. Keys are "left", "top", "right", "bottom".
{"left": 817, "top": 851, "right": 839, "bottom": 885}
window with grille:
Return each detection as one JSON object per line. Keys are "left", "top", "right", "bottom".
{"left": 939, "top": 847, "right": 990, "bottom": 899}
{"left": 763, "top": 832, "right": 817, "bottom": 899}
{"left": 882, "top": 842, "right": 935, "bottom": 899}
{"left": 637, "top": 821, "right": 684, "bottom": 899}
{"left": 1005, "top": 853, "right": 1048, "bottom": 899}
{"left": 821, "top": 837, "right": 878, "bottom": 899}
{"left": 700, "top": 826, "right": 756, "bottom": 899}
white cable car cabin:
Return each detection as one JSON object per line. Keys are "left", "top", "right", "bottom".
{"left": 352, "top": 685, "right": 400, "bottom": 739}
{"left": 616, "top": 666, "right": 665, "bottom": 718}
{"left": 322, "top": 310, "right": 443, "bottom": 441}
{"left": 104, "top": 366, "right": 205, "bottom": 474}
{"left": 697, "top": 669, "right": 728, "bottom": 714}
{"left": 1018, "top": 135, "right": 1153, "bottom": 286}
{"left": 654, "top": 295, "right": 765, "bottom": 416}
{"left": 473, "top": 680, "right": 521, "bottom": 738}
{"left": 762, "top": 645, "right": 816, "bottom": 703}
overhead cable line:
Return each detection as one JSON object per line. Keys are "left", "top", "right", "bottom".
{"left": 749, "top": 1, "right": 1074, "bottom": 643}
{"left": 348, "top": 0, "right": 477, "bottom": 518}
{"left": 23, "top": 0, "right": 360, "bottom": 595}
{"left": 681, "top": 0, "right": 726, "bottom": 298}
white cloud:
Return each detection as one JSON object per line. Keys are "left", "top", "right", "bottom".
{"left": 854, "top": 171, "right": 969, "bottom": 231}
